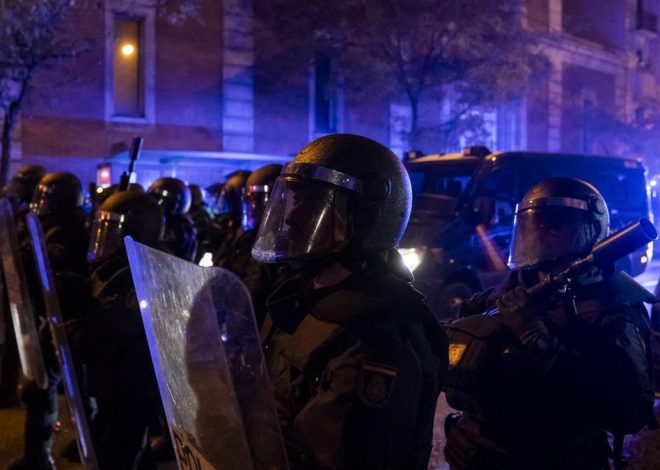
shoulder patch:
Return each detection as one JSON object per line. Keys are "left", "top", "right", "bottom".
{"left": 357, "top": 362, "right": 397, "bottom": 409}
{"left": 448, "top": 343, "right": 467, "bottom": 368}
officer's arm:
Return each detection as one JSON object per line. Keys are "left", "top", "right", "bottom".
{"left": 542, "top": 311, "right": 654, "bottom": 435}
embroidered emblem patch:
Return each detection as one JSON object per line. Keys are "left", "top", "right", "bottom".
{"left": 358, "top": 362, "right": 397, "bottom": 409}
{"left": 448, "top": 343, "right": 467, "bottom": 368}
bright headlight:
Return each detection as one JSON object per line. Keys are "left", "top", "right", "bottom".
{"left": 398, "top": 247, "right": 424, "bottom": 272}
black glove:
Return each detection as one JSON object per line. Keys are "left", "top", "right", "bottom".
{"left": 497, "top": 286, "right": 557, "bottom": 354}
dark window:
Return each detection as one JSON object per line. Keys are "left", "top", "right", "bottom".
{"left": 113, "top": 16, "right": 143, "bottom": 117}
{"left": 562, "top": 0, "right": 625, "bottom": 48}
{"left": 314, "top": 55, "right": 336, "bottom": 133}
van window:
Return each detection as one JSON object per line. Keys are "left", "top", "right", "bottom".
{"left": 520, "top": 159, "right": 648, "bottom": 225}
{"left": 409, "top": 169, "right": 474, "bottom": 200}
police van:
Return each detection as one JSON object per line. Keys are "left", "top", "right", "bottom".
{"left": 399, "top": 147, "right": 653, "bottom": 322}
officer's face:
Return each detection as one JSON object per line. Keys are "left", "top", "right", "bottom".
{"left": 284, "top": 183, "right": 326, "bottom": 243}
{"left": 281, "top": 179, "right": 347, "bottom": 256}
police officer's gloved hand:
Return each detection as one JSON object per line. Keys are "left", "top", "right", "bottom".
{"left": 497, "top": 286, "right": 557, "bottom": 355}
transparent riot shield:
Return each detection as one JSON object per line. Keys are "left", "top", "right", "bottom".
{"left": 0, "top": 269, "right": 6, "bottom": 346}
{"left": 125, "top": 237, "right": 288, "bottom": 470}
{"left": 27, "top": 214, "right": 99, "bottom": 469}
{"left": 0, "top": 198, "right": 47, "bottom": 389}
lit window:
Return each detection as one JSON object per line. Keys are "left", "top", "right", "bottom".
{"left": 113, "top": 16, "right": 143, "bottom": 117}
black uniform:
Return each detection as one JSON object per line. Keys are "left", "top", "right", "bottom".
{"left": 189, "top": 205, "right": 213, "bottom": 263}
{"left": 444, "top": 272, "right": 654, "bottom": 469}
{"left": 162, "top": 212, "right": 198, "bottom": 262}
{"left": 262, "top": 264, "right": 447, "bottom": 469}
{"left": 85, "top": 251, "right": 159, "bottom": 468}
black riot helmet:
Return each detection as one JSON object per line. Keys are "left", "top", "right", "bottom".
{"left": 216, "top": 170, "right": 251, "bottom": 216}
{"left": 88, "top": 191, "right": 164, "bottom": 262}
{"left": 189, "top": 184, "right": 206, "bottom": 211}
{"left": 148, "top": 177, "right": 192, "bottom": 215}
{"left": 241, "top": 164, "right": 283, "bottom": 231}
{"left": 508, "top": 177, "right": 609, "bottom": 270}
{"left": 7, "top": 164, "right": 46, "bottom": 203}
{"left": 30, "top": 172, "right": 83, "bottom": 216}
{"left": 252, "top": 134, "right": 412, "bottom": 264}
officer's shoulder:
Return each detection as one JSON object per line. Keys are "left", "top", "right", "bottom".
{"left": 311, "top": 272, "right": 428, "bottom": 325}
{"left": 600, "top": 271, "right": 656, "bottom": 307}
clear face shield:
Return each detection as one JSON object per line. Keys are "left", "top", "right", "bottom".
{"left": 508, "top": 197, "right": 594, "bottom": 270}
{"left": 252, "top": 163, "right": 362, "bottom": 264}
{"left": 29, "top": 184, "right": 54, "bottom": 216}
{"left": 87, "top": 211, "right": 127, "bottom": 262}
{"left": 241, "top": 185, "right": 270, "bottom": 231}
{"left": 215, "top": 186, "right": 238, "bottom": 216}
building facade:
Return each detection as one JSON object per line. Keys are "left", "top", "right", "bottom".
{"left": 6, "top": 0, "right": 660, "bottom": 189}
{"left": 7, "top": 0, "right": 264, "bottom": 189}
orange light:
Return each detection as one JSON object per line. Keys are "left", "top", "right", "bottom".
{"left": 121, "top": 43, "right": 135, "bottom": 56}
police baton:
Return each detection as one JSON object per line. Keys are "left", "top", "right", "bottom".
{"left": 119, "top": 136, "right": 143, "bottom": 191}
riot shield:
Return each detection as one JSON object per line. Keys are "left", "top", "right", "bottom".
{"left": 125, "top": 237, "right": 288, "bottom": 470}
{"left": 0, "top": 198, "right": 47, "bottom": 389}
{"left": 0, "top": 269, "right": 6, "bottom": 346}
{"left": 27, "top": 214, "right": 99, "bottom": 469}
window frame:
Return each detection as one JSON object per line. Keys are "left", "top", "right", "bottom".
{"left": 308, "top": 55, "right": 344, "bottom": 140}
{"left": 104, "top": 3, "right": 155, "bottom": 124}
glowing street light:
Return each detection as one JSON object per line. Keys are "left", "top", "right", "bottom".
{"left": 121, "top": 43, "right": 136, "bottom": 56}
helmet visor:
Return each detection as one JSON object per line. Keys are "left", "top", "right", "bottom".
{"left": 252, "top": 177, "right": 350, "bottom": 263}
{"left": 508, "top": 206, "right": 593, "bottom": 269}
{"left": 241, "top": 188, "right": 270, "bottom": 231}
{"left": 214, "top": 186, "right": 232, "bottom": 215}
{"left": 88, "top": 211, "right": 126, "bottom": 262}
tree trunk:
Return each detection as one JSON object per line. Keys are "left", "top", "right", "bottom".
{"left": 0, "top": 78, "right": 30, "bottom": 187}
{"left": 408, "top": 95, "right": 420, "bottom": 150}
{"left": 0, "top": 113, "right": 14, "bottom": 188}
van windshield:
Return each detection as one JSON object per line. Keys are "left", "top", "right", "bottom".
{"left": 409, "top": 168, "right": 475, "bottom": 197}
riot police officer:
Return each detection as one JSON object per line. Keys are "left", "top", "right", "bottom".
{"left": 188, "top": 184, "right": 214, "bottom": 264}
{"left": 0, "top": 165, "right": 45, "bottom": 408}
{"left": 30, "top": 172, "right": 89, "bottom": 275}
{"left": 254, "top": 134, "right": 448, "bottom": 469}
{"left": 13, "top": 172, "right": 89, "bottom": 470}
{"left": 211, "top": 170, "right": 251, "bottom": 265}
{"left": 148, "top": 177, "right": 197, "bottom": 261}
{"left": 5, "top": 164, "right": 46, "bottom": 207}
{"left": 220, "top": 164, "right": 283, "bottom": 326}
{"left": 85, "top": 190, "right": 163, "bottom": 468}
{"left": 444, "top": 177, "right": 655, "bottom": 469}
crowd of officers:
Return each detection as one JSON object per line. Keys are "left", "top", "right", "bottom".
{"left": 0, "top": 162, "right": 287, "bottom": 468}
{"left": 0, "top": 133, "right": 656, "bottom": 470}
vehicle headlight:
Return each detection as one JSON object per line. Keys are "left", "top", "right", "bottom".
{"left": 398, "top": 247, "right": 425, "bottom": 272}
